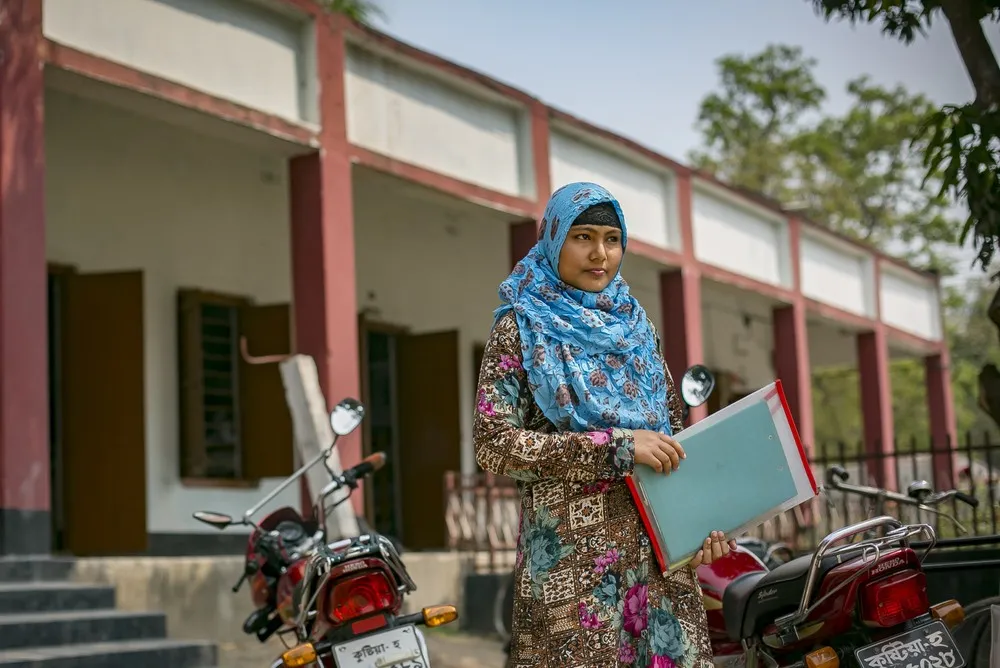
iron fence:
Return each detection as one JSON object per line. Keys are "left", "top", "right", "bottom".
{"left": 445, "top": 433, "right": 1000, "bottom": 572}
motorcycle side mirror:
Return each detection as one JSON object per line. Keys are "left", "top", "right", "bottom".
{"left": 330, "top": 398, "right": 365, "bottom": 436}
{"left": 680, "top": 365, "right": 715, "bottom": 407}
{"left": 192, "top": 511, "right": 235, "bottom": 530}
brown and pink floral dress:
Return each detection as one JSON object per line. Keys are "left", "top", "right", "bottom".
{"left": 474, "top": 312, "right": 714, "bottom": 668}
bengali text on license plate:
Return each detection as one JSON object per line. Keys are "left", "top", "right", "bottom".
{"left": 854, "top": 619, "right": 965, "bottom": 668}
{"left": 332, "top": 625, "right": 428, "bottom": 668}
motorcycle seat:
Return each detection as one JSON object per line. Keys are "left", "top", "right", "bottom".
{"left": 722, "top": 551, "right": 850, "bottom": 640}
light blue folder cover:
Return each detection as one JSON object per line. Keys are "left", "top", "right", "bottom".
{"left": 632, "top": 399, "right": 799, "bottom": 568}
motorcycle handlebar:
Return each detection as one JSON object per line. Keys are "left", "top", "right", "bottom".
{"left": 824, "top": 466, "right": 978, "bottom": 508}
{"left": 348, "top": 452, "right": 386, "bottom": 481}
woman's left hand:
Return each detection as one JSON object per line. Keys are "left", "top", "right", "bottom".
{"left": 688, "top": 531, "right": 738, "bottom": 568}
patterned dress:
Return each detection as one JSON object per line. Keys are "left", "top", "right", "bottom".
{"left": 474, "top": 312, "right": 714, "bottom": 668}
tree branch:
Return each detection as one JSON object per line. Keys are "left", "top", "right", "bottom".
{"left": 939, "top": 0, "right": 1000, "bottom": 109}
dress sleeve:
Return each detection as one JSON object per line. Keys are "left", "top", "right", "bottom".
{"left": 473, "top": 313, "right": 636, "bottom": 483}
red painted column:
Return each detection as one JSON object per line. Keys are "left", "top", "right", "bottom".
{"left": 773, "top": 304, "right": 815, "bottom": 451}
{"left": 289, "top": 17, "right": 362, "bottom": 514}
{"left": 774, "top": 217, "right": 815, "bottom": 452}
{"left": 660, "top": 172, "right": 705, "bottom": 425}
{"left": 509, "top": 221, "right": 537, "bottom": 269}
{"left": 507, "top": 99, "right": 552, "bottom": 270}
{"left": 925, "top": 348, "right": 956, "bottom": 489}
{"left": 529, "top": 100, "right": 551, "bottom": 208}
{"left": 659, "top": 269, "right": 705, "bottom": 424}
{"left": 857, "top": 328, "right": 896, "bottom": 489}
{"left": 0, "top": 0, "right": 50, "bottom": 554}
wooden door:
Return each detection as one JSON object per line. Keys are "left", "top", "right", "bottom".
{"left": 396, "top": 330, "right": 461, "bottom": 550}
{"left": 61, "top": 271, "right": 147, "bottom": 555}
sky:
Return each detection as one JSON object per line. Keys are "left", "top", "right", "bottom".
{"left": 368, "top": 0, "right": 1000, "bottom": 281}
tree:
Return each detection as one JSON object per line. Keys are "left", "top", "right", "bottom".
{"left": 319, "top": 0, "right": 385, "bottom": 25}
{"left": 689, "top": 45, "right": 825, "bottom": 202}
{"left": 791, "top": 78, "right": 956, "bottom": 270}
{"left": 809, "top": 0, "right": 1000, "bottom": 428}
{"left": 690, "top": 46, "right": 958, "bottom": 271}
{"left": 689, "top": 45, "right": 972, "bottom": 450}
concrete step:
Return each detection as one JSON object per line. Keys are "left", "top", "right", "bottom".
{"left": 0, "top": 639, "right": 217, "bottom": 668}
{"left": 0, "top": 583, "right": 114, "bottom": 614}
{"left": 0, "top": 558, "right": 75, "bottom": 583}
{"left": 0, "top": 610, "right": 167, "bottom": 650}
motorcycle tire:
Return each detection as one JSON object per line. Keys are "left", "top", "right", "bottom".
{"left": 951, "top": 602, "right": 997, "bottom": 668}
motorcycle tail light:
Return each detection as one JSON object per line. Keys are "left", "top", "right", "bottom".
{"left": 325, "top": 570, "right": 397, "bottom": 625}
{"left": 860, "top": 569, "right": 929, "bottom": 628}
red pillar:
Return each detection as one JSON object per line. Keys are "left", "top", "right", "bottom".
{"left": 773, "top": 304, "right": 815, "bottom": 451}
{"left": 925, "top": 349, "right": 956, "bottom": 489}
{"left": 659, "top": 269, "right": 705, "bottom": 424}
{"left": 509, "top": 221, "right": 537, "bottom": 269}
{"left": 857, "top": 329, "right": 896, "bottom": 489}
{"left": 529, "top": 100, "right": 551, "bottom": 207}
{"left": 507, "top": 100, "right": 550, "bottom": 272}
{"left": 659, "top": 172, "right": 705, "bottom": 425}
{"left": 0, "top": 0, "right": 50, "bottom": 554}
{"left": 289, "top": 17, "right": 362, "bottom": 514}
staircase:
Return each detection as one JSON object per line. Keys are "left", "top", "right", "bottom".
{"left": 0, "top": 557, "right": 217, "bottom": 668}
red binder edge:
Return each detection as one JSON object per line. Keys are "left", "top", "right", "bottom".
{"left": 770, "top": 379, "right": 818, "bottom": 494}
{"left": 625, "top": 475, "right": 670, "bottom": 573}
{"left": 626, "top": 379, "right": 817, "bottom": 575}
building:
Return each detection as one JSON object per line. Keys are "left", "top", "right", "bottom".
{"left": 0, "top": 0, "right": 953, "bottom": 558}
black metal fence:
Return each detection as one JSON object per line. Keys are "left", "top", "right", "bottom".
{"left": 445, "top": 433, "right": 1000, "bottom": 572}
{"left": 748, "top": 432, "right": 1000, "bottom": 552}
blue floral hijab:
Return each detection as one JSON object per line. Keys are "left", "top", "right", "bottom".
{"left": 494, "top": 182, "right": 671, "bottom": 435}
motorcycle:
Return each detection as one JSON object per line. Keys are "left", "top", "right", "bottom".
{"left": 695, "top": 442, "right": 977, "bottom": 664}
{"left": 192, "top": 397, "right": 459, "bottom": 667}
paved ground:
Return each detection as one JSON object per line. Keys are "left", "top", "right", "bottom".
{"left": 216, "top": 628, "right": 506, "bottom": 667}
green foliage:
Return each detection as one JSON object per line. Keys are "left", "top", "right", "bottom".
{"left": 808, "top": 0, "right": 1000, "bottom": 273}
{"left": 317, "top": 0, "right": 385, "bottom": 25}
{"left": 810, "top": 0, "right": 1000, "bottom": 44}
{"left": 689, "top": 45, "right": 825, "bottom": 201}
{"left": 689, "top": 46, "right": 957, "bottom": 272}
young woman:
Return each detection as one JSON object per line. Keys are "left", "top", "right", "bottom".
{"left": 474, "top": 182, "right": 734, "bottom": 667}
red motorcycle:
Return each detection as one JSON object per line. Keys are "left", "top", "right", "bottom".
{"left": 193, "top": 398, "right": 459, "bottom": 667}
{"left": 698, "top": 465, "right": 975, "bottom": 668}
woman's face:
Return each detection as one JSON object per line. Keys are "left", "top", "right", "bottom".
{"left": 557, "top": 224, "right": 623, "bottom": 292}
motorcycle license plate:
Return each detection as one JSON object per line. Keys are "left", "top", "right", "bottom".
{"left": 332, "top": 625, "right": 428, "bottom": 668}
{"left": 854, "top": 619, "right": 964, "bottom": 668}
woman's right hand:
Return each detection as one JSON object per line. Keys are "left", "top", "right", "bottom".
{"left": 633, "top": 430, "right": 686, "bottom": 473}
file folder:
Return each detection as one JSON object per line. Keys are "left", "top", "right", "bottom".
{"left": 626, "top": 380, "right": 818, "bottom": 574}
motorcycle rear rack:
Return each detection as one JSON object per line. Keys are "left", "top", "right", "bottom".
{"left": 293, "top": 533, "right": 418, "bottom": 635}
{"left": 773, "top": 516, "right": 937, "bottom": 632}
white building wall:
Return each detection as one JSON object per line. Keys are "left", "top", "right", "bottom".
{"left": 548, "top": 127, "right": 680, "bottom": 251}
{"left": 800, "top": 230, "right": 876, "bottom": 317}
{"left": 701, "top": 284, "right": 776, "bottom": 392}
{"left": 45, "top": 89, "right": 299, "bottom": 534}
{"left": 691, "top": 182, "right": 791, "bottom": 288}
{"left": 879, "top": 265, "right": 942, "bottom": 341}
{"left": 352, "top": 172, "right": 514, "bottom": 476}
{"left": 43, "top": 0, "right": 317, "bottom": 124}
{"left": 344, "top": 45, "right": 531, "bottom": 197}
